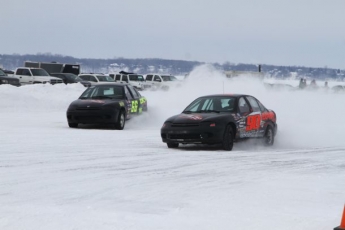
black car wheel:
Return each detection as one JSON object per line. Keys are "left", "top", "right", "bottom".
{"left": 68, "top": 123, "right": 78, "bottom": 128}
{"left": 222, "top": 124, "right": 234, "bottom": 151}
{"left": 115, "top": 110, "right": 125, "bottom": 130}
{"left": 264, "top": 126, "right": 274, "bottom": 146}
{"left": 143, "top": 104, "right": 148, "bottom": 112}
{"left": 167, "top": 143, "right": 179, "bottom": 148}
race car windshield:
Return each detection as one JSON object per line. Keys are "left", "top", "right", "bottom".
{"left": 79, "top": 86, "right": 125, "bottom": 99}
{"left": 183, "top": 96, "right": 236, "bottom": 113}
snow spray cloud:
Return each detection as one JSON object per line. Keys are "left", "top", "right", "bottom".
{"left": 140, "top": 64, "right": 345, "bottom": 149}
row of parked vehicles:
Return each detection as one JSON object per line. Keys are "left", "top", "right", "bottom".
{"left": 0, "top": 61, "right": 181, "bottom": 91}
{"left": 78, "top": 71, "right": 180, "bottom": 90}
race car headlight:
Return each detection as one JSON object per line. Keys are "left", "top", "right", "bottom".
{"left": 102, "top": 104, "right": 116, "bottom": 110}
{"left": 67, "top": 104, "right": 78, "bottom": 111}
{"left": 162, "top": 121, "right": 172, "bottom": 128}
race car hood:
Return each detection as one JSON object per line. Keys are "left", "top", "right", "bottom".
{"left": 68, "top": 99, "right": 125, "bottom": 110}
{"left": 166, "top": 113, "right": 233, "bottom": 124}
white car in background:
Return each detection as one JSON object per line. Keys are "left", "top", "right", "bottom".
{"left": 111, "top": 71, "right": 146, "bottom": 91}
{"left": 143, "top": 74, "right": 181, "bottom": 91}
{"left": 12, "top": 67, "right": 63, "bottom": 85}
{"left": 78, "top": 74, "right": 115, "bottom": 87}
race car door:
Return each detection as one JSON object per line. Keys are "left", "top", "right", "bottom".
{"left": 245, "top": 96, "right": 265, "bottom": 137}
{"left": 125, "top": 85, "right": 141, "bottom": 115}
{"left": 237, "top": 97, "right": 262, "bottom": 138}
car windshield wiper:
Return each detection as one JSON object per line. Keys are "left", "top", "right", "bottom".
{"left": 183, "top": 110, "right": 220, "bottom": 114}
{"left": 183, "top": 110, "right": 205, "bottom": 113}
{"left": 91, "top": 96, "right": 114, "bottom": 99}
{"left": 204, "top": 110, "right": 220, "bottom": 113}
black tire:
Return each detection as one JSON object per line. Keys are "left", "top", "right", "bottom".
{"left": 222, "top": 124, "right": 234, "bottom": 151}
{"left": 115, "top": 110, "right": 125, "bottom": 130}
{"left": 167, "top": 143, "right": 179, "bottom": 148}
{"left": 263, "top": 126, "right": 274, "bottom": 146}
{"left": 68, "top": 123, "right": 78, "bottom": 128}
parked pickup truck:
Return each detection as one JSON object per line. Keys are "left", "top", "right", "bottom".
{"left": 111, "top": 71, "right": 146, "bottom": 90}
{"left": 12, "top": 67, "right": 63, "bottom": 85}
{"left": 143, "top": 74, "right": 180, "bottom": 91}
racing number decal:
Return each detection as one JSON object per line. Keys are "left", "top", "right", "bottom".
{"left": 131, "top": 100, "right": 138, "bottom": 113}
{"left": 138, "top": 98, "right": 146, "bottom": 113}
{"left": 140, "top": 98, "right": 146, "bottom": 104}
{"left": 262, "top": 112, "right": 275, "bottom": 122}
{"left": 246, "top": 114, "right": 261, "bottom": 131}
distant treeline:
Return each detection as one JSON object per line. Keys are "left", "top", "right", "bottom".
{"left": 0, "top": 53, "right": 343, "bottom": 79}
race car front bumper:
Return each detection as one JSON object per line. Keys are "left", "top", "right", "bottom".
{"left": 161, "top": 122, "right": 225, "bottom": 145}
{"left": 67, "top": 108, "right": 120, "bottom": 125}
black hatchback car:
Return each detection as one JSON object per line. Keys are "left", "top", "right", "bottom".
{"left": 161, "top": 94, "right": 277, "bottom": 151}
{"left": 66, "top": 83, "right": 148, "bottom": 129}
{"left": 50, "top": 73, "right": 81, "bottom": 84}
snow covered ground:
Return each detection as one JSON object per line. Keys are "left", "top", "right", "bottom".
{"left": 1, "top": 65, "right": 345, "bottom": 230}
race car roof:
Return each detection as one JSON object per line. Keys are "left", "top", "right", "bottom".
{"left": 199, "top": 94, "right": 249, "bottom": 98}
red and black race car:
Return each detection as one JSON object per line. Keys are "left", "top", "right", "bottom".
{"left": 161, "top": 94, "right": 277, "bottom": 151}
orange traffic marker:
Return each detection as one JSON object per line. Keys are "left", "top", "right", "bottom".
{"left": 334, "top": 205, "right": 345, "bottom": 230}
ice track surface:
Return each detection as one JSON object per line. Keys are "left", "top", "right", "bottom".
{"left": 1, "top": 65, "right": 345, "bottom": 230}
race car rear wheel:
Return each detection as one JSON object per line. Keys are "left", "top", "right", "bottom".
{"left": 264, "top": 126, "right": 274, "bottom": 146}
{"left": 167, "top": 143, "right": 179, "bottom": 148}
{"left": 222, "top": 124, "right": 234, "bottom": 151}
{"left": 115, "top": 110, "right": 125, "bottom": 130}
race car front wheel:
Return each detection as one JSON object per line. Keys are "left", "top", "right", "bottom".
{"left": 115, "top": 110, "right": 125, "bottom": 130}
{"left": 222, "top": 124, "right": 234, "bottom": 151}
{"left": 264, "top": 126, "right": 274, "bottom": 146}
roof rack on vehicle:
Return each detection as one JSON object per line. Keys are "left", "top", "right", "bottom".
{"left": 119, "top": 71, "right": 135, "bottom": 75}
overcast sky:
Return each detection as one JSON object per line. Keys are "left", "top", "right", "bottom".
{"left": 1, "top": 0, "right": 345, "bottom": 68}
